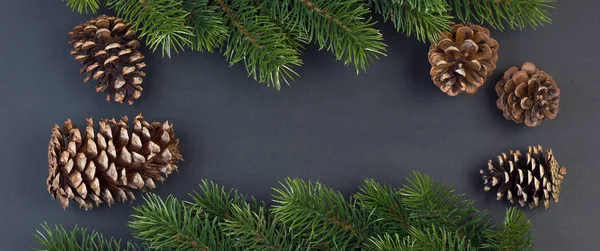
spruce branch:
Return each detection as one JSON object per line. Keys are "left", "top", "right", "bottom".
{"left": 190, "top": 180, "right": 303, "bottom": 250}
{"left": 214, "top": 0, "right": 303, "bottom": 89}
{"left": 223, "top": 204, "right": 306, "bottom": 250}
{"left": 182, "top": 0, "right": 229, "bottom": 52}
{"left": 189, "top": 180, "right": 260, "bottom": 221}
{"left": 269, "top": 0, "right": 386, "bottom": 74}
{"left": 404, "top": 226, "right": 474, "bottom": 250}
{"left": 364, "top": 233, "right": 414, "bottom": 251}
{"left": 62, "top": 0, "right": 102, "bottom": 14}
{"left": 33, "top": 223, "right": 138, "bottom": 251}
{"left": 271, "top": 178, "right": 371, "bottom": 249}
{"left": 368, "top": 0, "right": 453, "bottom": 42}
{"left": 400, "top": 172, "right": 490, "bottom": 247}
{"left": 355, "top": 179, "right": 412, "bottom": 235}
{"left": 483, "top": 207, "right": 534, "bottom": 251}
{"left": 365, "top": 227, "right": 475, "bottom": 251}
{"left": 107, "top": 0, "right": 193, "bottom": 58}
{"left": 129, "top": 193, "right": 233, "bottom": 250}
{"left": 451, "top": 0, "right": 555, "bottom": 30}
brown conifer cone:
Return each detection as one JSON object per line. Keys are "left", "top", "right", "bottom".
{"left": 68, "top": 15, "right": 146, "bottom": 104}
{"left": 428, "top": 24, "right": 499, "bottom": 96}
{"left": 47, "top": 114, "right": 183, "bottom": 210}
{"left": 480, "top": 145, "right": 566, "bottom": 209}
{"left": 495, "top": 62, "right": 560, "bottom": 127}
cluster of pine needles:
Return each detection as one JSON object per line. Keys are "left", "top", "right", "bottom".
{"left": 35, "top": 172, "right": 533, "bottom": 250}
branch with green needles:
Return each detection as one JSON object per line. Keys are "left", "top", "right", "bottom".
{"left": 34, "top": 172, "right": 534, "bottom": 250}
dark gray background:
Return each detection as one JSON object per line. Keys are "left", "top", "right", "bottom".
{"left": 1, "top": 1, "right": 598, "bottom": 250}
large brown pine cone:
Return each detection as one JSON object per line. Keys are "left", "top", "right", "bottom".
{"left": 480, "top": 145, "right": 566, "bottom": 209}
{"left": 495, "top": 62, "right": 560, "bottom": 127}
{"left": 47, "top": 114, "right": 183, "bottom": 210}
{"left": 69, "top": 15, "right": 146, "bottom": 105}
{"left": 428, "top": 24, "right": 499, "bottom": 96}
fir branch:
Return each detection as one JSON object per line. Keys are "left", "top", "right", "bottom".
{"left": 62, "top": 0, "right": 102, "bottom": 14}
{"left": 483, "top": 207, "right": 534, "bottom": 251}
{"left": 368, "top": 0, "right": 453, "bottom": 42}
{"left": 271, "top": 178, "right": 371, "bottom": 249}
{"left": 223, "top": 204, "right": 305, "bottom": 250}
{"left": 404, "top": 226, "right": 474, "bottom": 250}
{"left": 214, "top": 0, "right": 303, "bottom": 89}
{"left": 191, "top": 180, "right": 303, "bottom": 250}
{"left": 451, "top": 0, "right": 555, "bottom": 30}
{"left": 269, "top": 0, "right": 386, "bottom": 74}
{"left": 365, "top": 226, "right": 475, "bottom": 251}
{"left": 129, "top": 193, "right": 233, "bottom": 250}
{"left": 107, "top": 0, "right": 193, "bottom": 58}
{"left": 400, "top": 172, "right": 490, "bottom": 247}
{"left": 355, "top": 179, "right": 412, "bottom": 235}
{"left": 182, "top": 0, "right": 229, "bottom": 52}
{"left": 189, "top": 180, "right": 260, "bottom": 221}
{"left": 34, "top": 173, "right": 535, "bottom": 250}
{"left": 33, "top": 223, "right": 138, "bottom": 251}
{"left": 364, "top": 233, "right": 414, "bottom": 251}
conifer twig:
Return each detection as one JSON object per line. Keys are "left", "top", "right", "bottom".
{"left": 33, "top": 223, "right": 139, "bottom": 251}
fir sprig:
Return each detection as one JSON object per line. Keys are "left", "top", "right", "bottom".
{"left": 215, "top": 0, "right": 303, "bottom": 89}
{"left": 272, "top": 178, "right": 373, "bottom": 249}
{"left": 483, "top": 207, "right": 534, "bottom": 251}
{"left": 62, "top": 0, "right": 102, "bottom": 14}
{"left": 33, "top": 223, "right": 138, "bottom": 251}
{"left": 107, "top": 0, "right": 193, "bottom": 58}
{"left": 399, "top": 172, "right": 490, "bottom": 247}
{"left": 355, "top": 178, "right": 412, "bottom": 235}
{"left": 129, "top": 194, "right": 233, "bottom": 250}
{"left": 182, "top": 0, "right": 228, "bottom": 52}
{"left": 452, "top": 0, "right": 555, "bottom": 30}
{"left": 368, "top": 0, "right": 453, "bottom": 42}
{"left": 34, "top": 172, "right": 535, "bottom": 250}
{"left": 268, "top": 0, "right": 387, "bottom": 73}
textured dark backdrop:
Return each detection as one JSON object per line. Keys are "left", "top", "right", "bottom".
{"left": 1, "top": 1, "right": 598, "bottom": 250}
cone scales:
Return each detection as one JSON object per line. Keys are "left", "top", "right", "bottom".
{"left": 480, "top": 146, "right": 566, "bottom": 209}
{"left": 47, "top": 114, "right": 183, "bottom": 210}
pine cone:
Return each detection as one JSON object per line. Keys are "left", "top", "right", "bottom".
{"left": 480, "top": 146, "right": 566, "bottom": 209}
{"left": 428, "top": 24, "right": 499, "bottom": 96}
{"left": 68, "top": 15, "right": 146, "bottom": 105}
{"left": 495, "top": 62, "right": 560, "bottom": 127}
{"left": 47, "top": 114, "right": 183, "bottom": 210}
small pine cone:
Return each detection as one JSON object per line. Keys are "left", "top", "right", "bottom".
{"left": 428, "top": 24, "right": 499, "bottom": 96}
{"left": 495, "top": 62, "right": 560, "bottom": 127}
{"left": 68, "top": 15, "right": 146, "bottom": 105}
{"left": 480, "top": 146, "right": 566, "bottom": 209}
{"left": 47, "top": 114, "right": 183, "bottom": 210}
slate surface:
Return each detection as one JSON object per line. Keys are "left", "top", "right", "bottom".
{"left": 0, "top": 1, "right": 598, "bottom": 250}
